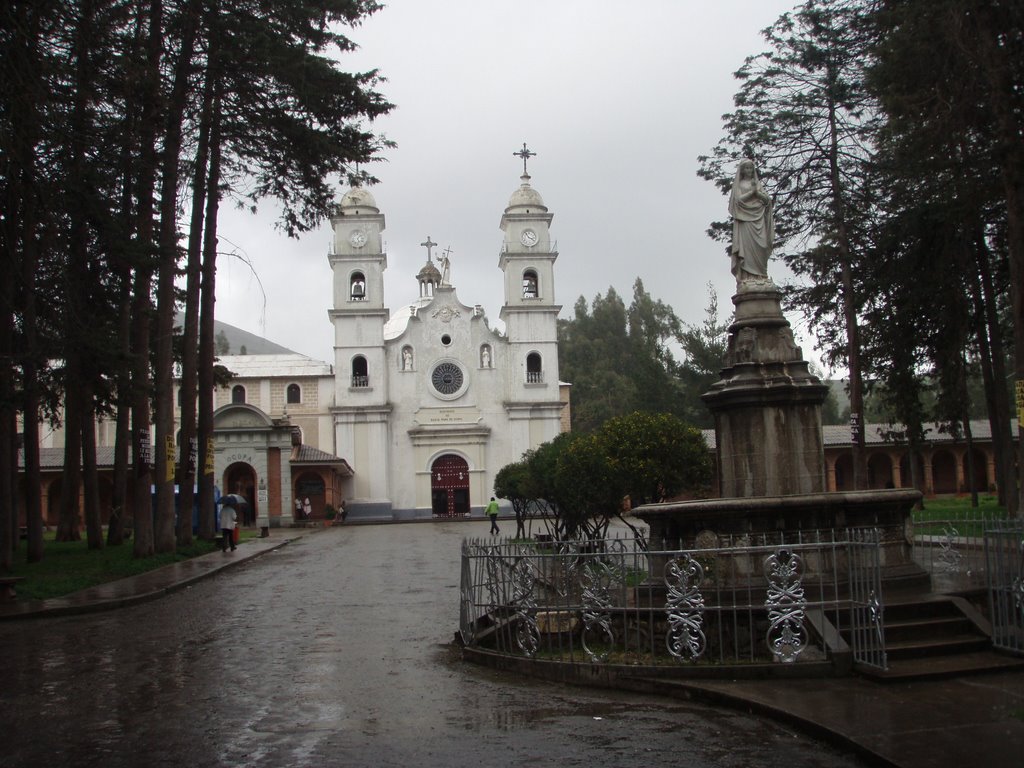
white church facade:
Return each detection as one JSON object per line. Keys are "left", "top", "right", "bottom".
{"left": 27, "top": 166, "right": 570, "bottom": 527}
{"left": 329, "top": 169, "right": 568, "bottom": 519}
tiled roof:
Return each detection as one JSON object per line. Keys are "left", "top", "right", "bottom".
{"left": 290, "top": 445, "right": 353, "bottom": 474}
{"left": 214, "top": 354, "right": 333, "bottom": 379}
{"left": 24, "top": 447, "right": 121, "bottom": 470}
{"left": 702, "top": 419, "right": 1018, "bottom": 451}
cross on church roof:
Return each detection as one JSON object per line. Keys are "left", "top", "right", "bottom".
{"left": 420, "top": 236, "right": 437, "bottom": 260}
{"left": 514, "top": 142, "right": 536, "bottom": 175}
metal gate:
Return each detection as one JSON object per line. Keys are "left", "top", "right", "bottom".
{"left": 847, "top": 528, "right": 888, "bottom": 671}
{"left": 986, "top": 521, "right": 1024, "bottom": 656}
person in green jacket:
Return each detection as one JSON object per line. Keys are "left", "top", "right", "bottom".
{"left": 485, "top": 497, "right": 500, "bottom": 535}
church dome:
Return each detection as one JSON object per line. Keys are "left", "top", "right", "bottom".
{"left": 506, "top": 174, "right": 546, "bottom": 212}
{"left": 338, "top": 185, "right": 379, "bottom": 213}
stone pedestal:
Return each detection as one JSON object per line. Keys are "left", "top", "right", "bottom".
{"left": 703, "top": 283, "right": 829, "bottom": 497}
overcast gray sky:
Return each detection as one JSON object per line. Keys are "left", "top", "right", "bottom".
{"left": 211, "top": 1, "right": 827, "bottom": 370}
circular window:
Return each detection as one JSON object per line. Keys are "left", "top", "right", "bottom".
{"left": 431, "top": 361, "right": 466, "bottom": 399}
{"left": 441, "top": 334, "right": 452, "bottom": 346}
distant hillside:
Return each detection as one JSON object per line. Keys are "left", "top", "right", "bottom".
{"left": 174, "top": 313, "right": 296, "bottom": 356}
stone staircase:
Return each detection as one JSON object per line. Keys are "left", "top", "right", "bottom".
{"left": 843, "top": 593, "right": 1024, "bottom": 681}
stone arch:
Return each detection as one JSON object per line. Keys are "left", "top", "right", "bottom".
{"left": 223, "top": 461, "right": 257, "bottom": 526}
{"left": 866, "top": 452, "right": 894, "bottom": 489}
{"left": 833, "top": 451, "right": 853, "bottom": 492}
{"left": 351, "top": 355, "right": 369, "bottom": 387}
{"left": 430, "top": 453, "right": 470, "bottom": 517}
{"left": 526, "top": 352, "right": 543, "bottom": 383}
{"left": 522, "top": 269, "right": 539, "bottom": 298}
{"left": 899, "top": 451, "right": 924, "bottom": 490}
{"left": 350, "top": 271, "right": 366, "bottom": 300}
{"left": 931, "top": 449, "right": 958, "bottom": 494}
{"left": 963, "top": 447, "right": 989, "bottom": 494}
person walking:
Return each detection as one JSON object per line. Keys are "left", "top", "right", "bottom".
{"left": 485, "top": 497, "right": 500, "bottom": 536}
{"left": 220, "top": 502, "right": 238, "bottom": 552}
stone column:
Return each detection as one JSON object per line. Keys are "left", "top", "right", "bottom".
{"left": 702, "top": 284, "right": 829, "bottom": 498}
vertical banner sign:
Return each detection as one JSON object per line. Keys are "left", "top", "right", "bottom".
{"left": 1016, "top": 380, "right": 1024, "bottom": 424}
{"left": 849, "top": 412, "right": 860, "bottom": 439}
{"left": 204, "top": 437, "right": 215, "bottom": 476}
{"left": 165, "top": 436, "right": 176, "bottom": 482}
{"left": 137, "top": 429, "right": 152, "bottom": 470}
{"left": 188, "top": 437, "right": 198, "bottom": 475}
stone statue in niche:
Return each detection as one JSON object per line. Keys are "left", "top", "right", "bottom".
{"left": 480, "top": 345, "right": 491, "bottom": 369}
{"left": 729, "top": 158, "right": 774, "bottom": 286}
{"left": 402, "top": 347, "right": 413, "bottom": 371}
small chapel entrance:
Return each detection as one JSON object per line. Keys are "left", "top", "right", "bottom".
{"left": 431, "top": 454, "right": 470, "bottom": 517}
{"left": 224, "top": 462, "right": 257, "bottom": 526}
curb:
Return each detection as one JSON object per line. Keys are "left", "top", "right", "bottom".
{"left": 0, "top": 535, "right": 300, "bottom": 622}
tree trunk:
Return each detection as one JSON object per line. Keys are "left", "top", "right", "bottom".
{"left": 107, "top": 19, "right": 145, "bottom": 547}
{"left": 826, "top": 88, "right": 865, "bottom": 490}
{"left": 130, "top": 0, "right": 166, "bottom": 558}
{"left": 197, "top": 34, "right": 223, "bottom": 541}
{"left": 82, "top": 382, "right": 103, "bottom": 549}
{"left": 153, "top": 0, "right": 202, "bottom": 553}
{"left": 177, "top": 42, "right": 216, "bottom": 546}
{"left": 968, "top": 230, "right": 1015, "bottom": 513}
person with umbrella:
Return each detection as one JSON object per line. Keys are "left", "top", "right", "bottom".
{"left": 220, "top": 498, "right": 238, "bottom": 552}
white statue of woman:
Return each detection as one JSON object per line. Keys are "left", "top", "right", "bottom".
{"left": 729, "top": 158, "right": 774, "bottom": 285}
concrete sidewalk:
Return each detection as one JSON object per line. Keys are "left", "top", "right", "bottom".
{"left": 629, "top": 671, "right": 1024, "bottom": 768}
{"left": 2, "top": 524, "right": 1022, "bottom": 768}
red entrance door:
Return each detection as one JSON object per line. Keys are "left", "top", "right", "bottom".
{"left": 431, "top": 454, "right": 470, "bottom": 517}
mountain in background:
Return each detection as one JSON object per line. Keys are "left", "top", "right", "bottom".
{"left": 174, "top": 313, "right": 297, "bottom": 356}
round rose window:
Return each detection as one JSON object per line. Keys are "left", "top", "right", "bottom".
{"left": 431, "top": 362, "right": 464, "bottom": 396}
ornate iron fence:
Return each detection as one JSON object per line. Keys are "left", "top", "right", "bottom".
{"left": 459, "top": 529, "right": 887, "bottom": 670}
{"left": 912, "top": 505, "right": 1013, "bottom": 584}
{"left": 985, "top": 521, "right": 1024, "bottom": 656}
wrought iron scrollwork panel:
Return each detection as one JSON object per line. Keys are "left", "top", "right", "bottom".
{"left": 664, "top": 553, "right": 706, "bottom": 661}
{"left": 509, "top": 557, "right": 540, "bottom": 657}
{"left": 580, "top": 561, "right": 615, "bottom": 662}
{"left": 764, "top": 548, "right": 807, "bottom": 663}
{"left": 938, "top": 525, "right": 963, "bottom": 572}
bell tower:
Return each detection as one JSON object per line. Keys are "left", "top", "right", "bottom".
{"left": 499, "top": 144, "right": 561, "bottom": 403}
{"left": 328, "top": 184, "right": 388, "bottom": 402}
{"left": 329, "top": 184, "right": 391, "bottom": 510}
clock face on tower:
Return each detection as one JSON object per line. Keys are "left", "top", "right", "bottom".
{"left": 520, "top": 228, "right": 538, "bottom": 247}
{"left": 349, "top": 229, "right": 368, "bottom": 248}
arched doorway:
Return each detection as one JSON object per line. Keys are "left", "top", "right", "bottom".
{"left": 899, "top": 452, "right": 924, "bottom": 490}
{"left": 833, "top": 452, "right": 853, "bottom": 491}
{"left": 294, "top": 472, "right": 326, "bottom": 520}
{"left": 867, "top": 453, "right": 893, "bottom": 489}
{"left": 224, "top": 462, "right": 257, "bottom": 526}
{"left": 431, "top": 454, "right": 470, "bottom": 517}
{"left": 963, "top": 448, "right": 988, "bottom": 494}
{"left": 931, "top": 450, "right": 957, "bottom": 494}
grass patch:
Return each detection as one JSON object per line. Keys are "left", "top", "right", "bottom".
{"left": 7, "top": 530, "right": 258, "bottom": 600}
{"left": 913, "top": 495, "right": 1011, "bottom": 538}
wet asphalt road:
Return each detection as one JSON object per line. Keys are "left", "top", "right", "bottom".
{"left": 0, "top": 523, "right": 869, "bottom": 767}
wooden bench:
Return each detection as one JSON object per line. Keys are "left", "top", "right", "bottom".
{"left": 0, "top": 575, "right": 26, "bottom": 601}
